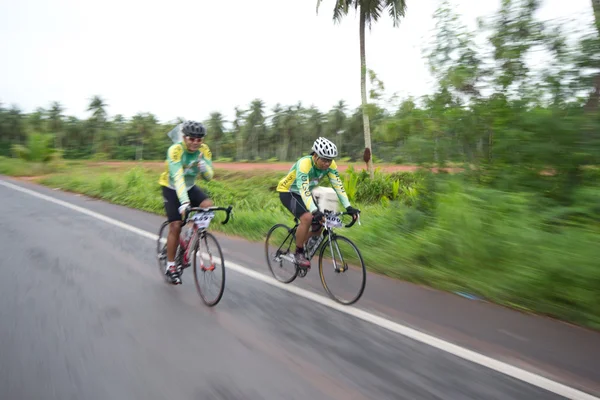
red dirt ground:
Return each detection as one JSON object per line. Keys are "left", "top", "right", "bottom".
{"left": 90, "top": 161, "right": 462, "bottom": 174}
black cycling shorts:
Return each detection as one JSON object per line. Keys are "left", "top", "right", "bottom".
{"left": 279, "top": 192, "right": 313, "bottom": 219}
{"left": 162, "top": 185, "right": 209, "bottom": 222}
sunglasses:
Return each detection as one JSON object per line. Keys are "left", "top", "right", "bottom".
{"left": 185, "top": 136, "right": 203, "bottom": 143}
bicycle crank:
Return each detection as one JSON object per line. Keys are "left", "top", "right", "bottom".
{"left": 297, "top": 267, "right": 308, "bottom": 278}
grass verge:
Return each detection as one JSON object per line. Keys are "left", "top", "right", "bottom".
{"left": 2, "top": 157, "right": 599, "bottom": 330}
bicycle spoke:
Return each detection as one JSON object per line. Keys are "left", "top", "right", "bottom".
{"left": 265, "top": 224, "right": 299, "bottom": 284}
{"left": 193, "top": 232, "right": 225, "bottom": 306}
{"left": 319, "top": 235, "right": 366, "bottom": 305}
{"left": 329, "top": 238, "right": 347, "bottom": 273}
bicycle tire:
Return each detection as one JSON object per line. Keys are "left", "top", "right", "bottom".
{"left": 318, "top": 235, "right": 366, "bottom": 305}
{"left": 265, "top": 224, "right": 299, "bottom": 284}
{"left": 193, "top": 231, "right": 226, "bottom": 307}
{"left": 157, "top": 220, "right": 171, "bottom": 282}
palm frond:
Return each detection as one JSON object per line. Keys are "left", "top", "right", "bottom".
{"left": 319, "top": 0, "right": 406, "bottom": 27}
{"left": 386, "top": 0, "right": 407, "bottom": 27}
{"left": 333, "top": 0, "right": 353, "bottom": 23}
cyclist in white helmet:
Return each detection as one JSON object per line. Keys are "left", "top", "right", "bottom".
{"left": 276, "top": 137, "right": 359, "bottom": 268}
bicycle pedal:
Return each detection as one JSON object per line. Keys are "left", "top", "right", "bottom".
{"left": 165, "top": 273, "right": 182, "bottom": 284}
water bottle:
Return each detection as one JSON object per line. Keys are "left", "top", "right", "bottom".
{"left": 307, "top": 235, "right": 323, "bottom": 259}
{"left": 180, "top": 224, "right": 192, "bottom": 250}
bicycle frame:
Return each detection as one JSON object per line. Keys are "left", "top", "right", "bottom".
{"left": 266, "top": 205, "right": 366, "bottom": 304}
{"left": 177, "top": 206, "right": 233, "bottom": 268}
{"left": 277, "top": 209, "right": 360, "bottom": 263}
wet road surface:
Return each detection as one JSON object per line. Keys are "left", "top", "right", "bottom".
{"left": 0, "top": 177, "right": 598, "bottom": 400}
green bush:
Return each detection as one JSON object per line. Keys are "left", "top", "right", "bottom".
{"left": 12, "top": 161, "right": 598, "bottom": 329}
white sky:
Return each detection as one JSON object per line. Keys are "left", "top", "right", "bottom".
{"left": 0, "top": 0, "right": 593, "bottom": 124}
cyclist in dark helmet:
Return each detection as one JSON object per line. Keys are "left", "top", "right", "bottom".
{"left": 158, "top": 120, "right": 214, "bottom": 284}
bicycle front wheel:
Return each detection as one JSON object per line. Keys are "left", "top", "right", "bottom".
{"left": 318, "top": 235, "right": 366, "bottom": 305}
{"left": 193, "top": 232, "right": 226, "bottom": 306}
{"left": 157, "top": 221, "right": 170, "bottom": 281}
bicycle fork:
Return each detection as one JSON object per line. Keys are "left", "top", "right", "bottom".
{"left": 319, "top": 231, "right": 348, "bottom": 274}
{"left": 327, "top": 238, "right": 348, "bottom": 273}
{"left": 182, "top": 231, "right": 216, "bottom": 272}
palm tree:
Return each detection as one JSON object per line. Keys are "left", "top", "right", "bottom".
{"left": 233, "top": 107, "right": 246, "bottom": 161}
{"left": 244, "top": 99, "right": 266, "bottom": 160}
{"left": 592, "top": 0, "right": 600, "bottom": 34}
{"left": 29, "top": 107, "right": 46, "bottom": 134}
{"left": 329, "top": 100, "right": 347, "bottom": 154}
{"left": 87, "top": 95, "right": 108, "bottom": 154}
{"left": 6, "top": 105, "right": 25, "bottom": 144}
{"left": 269, "top": 103, "right": 285, "bottom": 159}
{"left": 281, "top": 105, "right": 300, "bottom": 161}
{"left": 584, "top": 0, "right": 600, "bottom": 111}
{"left": 87, "top": 95, "right": 107, "bottom": 122}
{"left": 206, "top": 112, "right": 226, "bottom": 159}
{"left": 47, "top": 101, "right": 64, "bottom": 149}
{"left": 131, "top": 112, "right": 158, "bottom": 160}
{"left": 316, "top": 0, "right": 407, "bottom": 178}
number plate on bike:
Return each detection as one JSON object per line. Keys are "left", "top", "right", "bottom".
{"left": 192, "top": 212, "right": 215, "bottom": 229}
{"left": 325, "top": 215, "right": 342, "bottom": 228}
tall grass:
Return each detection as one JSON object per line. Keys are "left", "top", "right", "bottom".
{"left": 0, "top": 156, "right": 67, "bottom": 176}
{"left": 6, "top": 162, "right": 600, "bottom": 329}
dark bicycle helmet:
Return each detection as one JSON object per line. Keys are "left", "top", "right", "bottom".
{"left": 181, "top": 120, "right": 206, "bottom": 138}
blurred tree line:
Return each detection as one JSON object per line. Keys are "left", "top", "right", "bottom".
{"left": 1, "top": 0, "right": 599, "bottom": 188}
{"left": 2, "top": 0, "right": 599, "bottom": 326}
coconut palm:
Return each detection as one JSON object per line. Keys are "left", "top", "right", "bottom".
{"left": 316, "top": 0, "right": 407, "bottom": 177}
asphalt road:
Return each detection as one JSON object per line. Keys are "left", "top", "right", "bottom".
{"left": 0, "top": 177, "right": 598, "bottom": 400}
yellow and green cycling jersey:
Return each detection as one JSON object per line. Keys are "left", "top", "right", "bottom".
{"left": 158, "top": 141, "right": 213, "bottom": 205}
{"left": 276, "top": 155, "right": 350, "bottom": 213}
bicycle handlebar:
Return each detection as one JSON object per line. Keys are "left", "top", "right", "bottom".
{"left": 322, "top": 209, "right": 361, "bottom": 228}
{"left": 182, "top": 205, "right": 234, "bottom": 226}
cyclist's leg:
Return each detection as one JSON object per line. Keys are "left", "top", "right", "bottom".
{"left": 293, "top": 192, "right": 323, "bottom": 245}
{"left": 279, "top": 192, "right": 311, "bottom": 267}
{"left": 163, "top": 187, "right": 183, "bottom": 261}
{"left": 162, "top": 187, "right": 184, "bottom": 283}
{"left": 295, "top": 212, "right": 313, "bottom": 252}
{"left": 188, "top": 185, "right": 213, "bottom": 209}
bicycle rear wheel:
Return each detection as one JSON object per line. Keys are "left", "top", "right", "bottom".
{"left": 265, "top": 224, "right": 299, "bottom": 284}
{"left": 193, "top": 231, "right": 226, "bottom": 306}
{"left": 318, "top": 235, "right": 366, "bottom": 305}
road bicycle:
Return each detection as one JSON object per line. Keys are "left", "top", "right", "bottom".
{"left": 265, "top": 208, "right": 366, "bottom": 305}
{"left": 157, "top": 205, "right": 233, "bottom": 306}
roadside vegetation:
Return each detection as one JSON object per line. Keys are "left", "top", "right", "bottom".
{"left": 1, "top": 0, "right": 599, "bottom": 329}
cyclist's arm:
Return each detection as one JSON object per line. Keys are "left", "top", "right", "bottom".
{"left": 167, "top": 143, "right": 190, "bottom": 204}
{"left": 296, "top": 157, "right": 318, "bottom": 213}
{"left": 199, "top": 144, "right": 214, "bottom": 181}
{"left": 327, "top": 160, "right": 351, "bottom": 209}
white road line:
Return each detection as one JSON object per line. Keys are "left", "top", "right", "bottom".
{"left": 0, "top": 178, "right": 597, "bottom": 400}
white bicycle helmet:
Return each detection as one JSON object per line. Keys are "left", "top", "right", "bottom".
{"left": 312, "top": 137, "right": 338, "bottom": 159}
